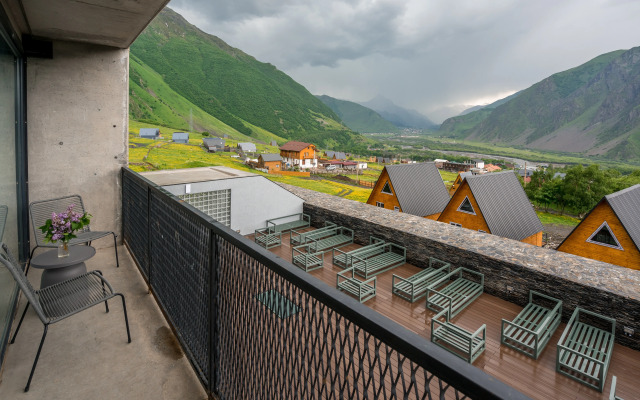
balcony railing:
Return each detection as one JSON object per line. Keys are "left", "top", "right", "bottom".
{"left": 121, "top": 167, "right": 527, "bottom": 399}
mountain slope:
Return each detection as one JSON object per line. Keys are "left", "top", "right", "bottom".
{"left": 362, "top": 96, "right": 437, "bottom": 129}
{"left": 439, "top": 49, "right": 640, "bottom": 163}
{"left": 316, "top": 95, "right": 399, "bottom": 133}
{"left": 130, "top": 8, "right": 367, "bottom": 150}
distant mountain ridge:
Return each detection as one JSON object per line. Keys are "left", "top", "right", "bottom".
{"left": 316, "top": 95, "right": 399, "bottom": 133}
{"left": 129, "top": 8, "right": 367, "bottom": 150}
{"left": 439, "top": 48, "right": 640, "bottom": 163}
{"left": 362, "top": 96, "right": 438, "bottom": 129}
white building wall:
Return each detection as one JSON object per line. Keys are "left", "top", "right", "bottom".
{"left": 162, "top": 176, "right": 304, "bottom": 235}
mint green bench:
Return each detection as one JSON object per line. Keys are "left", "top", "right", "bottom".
{"left": 501, "top": 290, "right": 562, "bottom": 359}
{"left": 306, "top": 227, "right": 353, "bottom": 253}
{"left": 332, "top": 236, "right": 385, "bottom": 269}
{"left": 254, "top": 227, "right": 282, "bottom": 249}
{"left": 556, "top": 307, "right": 615, "bottom": 392}
{"left": 392, "top": 258, "right": 451, "bottom": 303}
{"left": 426, "top": 268, "right": 483, "bottom": 318}
{"left": 290, "top": 221, "right": 336, "bottom": 246}
{"left": 337, "top": 267, "right": 377, "bottom": 303}
{"left": 351, "top": 243, "right": 406, "bottom": 279}
{"left": 267, "top": 213, "right": 310, "bottom": 233}
{"left": 610, "top": 376, "right": 623, "bottom": 400}
{"left": 431, "top": 307, "right": 486, "bottom": 364}
{"left": 292, "top": 244, "right": 325, "bottom": 272}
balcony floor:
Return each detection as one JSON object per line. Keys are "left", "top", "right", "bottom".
{"left": 0, "top": 245, "right": 207, "bottom": 399}
{"left": 254, "top": 231, "right": 640, "bottom": 400}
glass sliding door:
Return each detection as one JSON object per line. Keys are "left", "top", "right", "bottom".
{"left": 0, "top": 17, "right": 20, "bottom": 369}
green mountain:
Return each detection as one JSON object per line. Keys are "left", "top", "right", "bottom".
{"left": 316, "top": 95, "right": 399, "bottom": 133}
{"left": 439, "top": 48, "right": 640, "bottom": 163}
{"left": 130, "top": 8, "right": 368, "bottom": 150}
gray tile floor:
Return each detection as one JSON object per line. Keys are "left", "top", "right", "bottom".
{"left": 0, "top": 245, "right": 207, "bottom": 399}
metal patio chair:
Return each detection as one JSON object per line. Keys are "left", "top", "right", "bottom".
{"left": 0, "top": 243, "right": 131, "bottom": 392}
{"left": 27, "top": 195, "right": 119, "bottom": 274}
{"left": 0, "top": 204, "right": 7, "bottom": 242}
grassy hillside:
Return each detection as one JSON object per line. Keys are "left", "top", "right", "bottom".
{"left": 316, "top": 95, "right": 399, "bottom": 133}
{"left": 130, "top": 8, "right": 369, "bottom": 151}
{"left": 438, "top": 49, "right": 640, "bottom": 163}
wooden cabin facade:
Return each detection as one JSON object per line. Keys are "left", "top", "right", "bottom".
{"left": 280, "top": 141, "right": 318, "bottom": 169}
{"left": 257, "top": 154, "right": 282, "bottom": 172}
{"left": 438, "top": 171, "right": 543, "bottom": 246}
{"left": 366, "top": 163, "right": 449, "bottom": 220}
{"left": 557, "top": 184, "right": 640, "bottom": 270}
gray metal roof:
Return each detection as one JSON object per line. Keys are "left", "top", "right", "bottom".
{"left": 385, "top": 163, "right": 450, "bottom": 217}
{"left": 172, "top": 132, "right": 189, "bottom": 140}
{"left": 139, "top": 128, "right": 159, "bottom": 138}
{"left": 238, "top": 142, "right": 257, "bottom": 152}
{"left": 260, "top": 153, "right": 282, "bottom": 162}
{"left": 460, "top": 171, "right": 473, "bottom": 180}
{"left": 326, "top": 151, "right": 347, "bottom": 160}
{"left": 203, "top": 138, "right": 225, "bottom": 147}
{"left": 606, "top": 184, "right": 640, "bottom": 250}
{"left": 465, "top": 171, "right": 543, "bottom": 241}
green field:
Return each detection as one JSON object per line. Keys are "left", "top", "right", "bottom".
{"left": 536, "top": 211, "right": 581, "bottom": 227}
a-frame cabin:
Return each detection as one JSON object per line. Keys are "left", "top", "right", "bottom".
{"left": 449, "top": 171, "right": 473, "bottom": 196}
{"left": 366, "top": 163, "right": 450, "bottom": 220}
{"left": 557, "top": 184, "right": 640, "bottom": 270}
{"left": 437, "top": 171, "right": 543, "bottom": 246}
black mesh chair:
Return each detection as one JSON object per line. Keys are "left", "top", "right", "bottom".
{"left": 0, "top": 204, "right": 7, "bottom": 242}
{"left": 0, "top": 243, "right": 131, "bottom": 392}
{"left": 27, "top": 195, "right": 119, "bottom": 273}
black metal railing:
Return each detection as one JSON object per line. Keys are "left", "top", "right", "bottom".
{"left": 121, "top": 167, "right": 528, "bottom": 400}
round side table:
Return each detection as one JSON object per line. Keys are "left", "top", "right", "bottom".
{"left": 30, "top": 246, "right": 96, "bottom": 289}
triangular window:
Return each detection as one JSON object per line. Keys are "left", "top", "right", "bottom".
{"left": 381, "top": 181, "right": 393, "bottom": 195}
{"left": 457, "top": 196, "right": 475, "bottom": 215}
{"left": 587, "top": 221, "right": 623, "bottom": 250}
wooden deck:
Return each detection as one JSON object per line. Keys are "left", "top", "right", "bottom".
{"left": 249, "top": 231, "right": 640, "bottom": 400}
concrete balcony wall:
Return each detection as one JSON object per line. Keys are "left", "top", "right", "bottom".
{"left": 279, "top": 183, "right": 640, "bottom": 351}
{"left": 27, "top": 41, "right": 128, "bottom": 248}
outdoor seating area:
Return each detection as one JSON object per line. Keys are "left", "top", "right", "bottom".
{"left": 254, "top": 227, "right": 282, "bottom": 249}
{"left": 266, "top": 212, "right": 310, "bottom": 233}
{"left": 351, "top": 243, "right": 406, "bottom": 278}
{"left": 246, "top": 223, "right": 638, "bottom": 399}
{"left": 557, "top": 308, "right": 616, "bottom": 392}
{"left": 290, "top": 221, "right": 336, "bottom": 246}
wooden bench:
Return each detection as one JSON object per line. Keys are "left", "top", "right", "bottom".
{"left": 336, "top": 267, "right": 376, "bottom": 303}
{"left": 267, "top": 213, "right": 310, "bottom": 233}
{"left": 351, "top": 243, "right": 406, "bottom": 279}
{"left": 332, "top": 236, "right": 385, "bottom": 269}
{"left": 254, "top": 227, "right": 282, "bottom": 249}
{"left": 556, "top": 307, "right": 615, "bottom": 392}
{"left": 501, "top": 290, "right": 562, "bottom": 359}
{"left": 392, "top": 258, "right": 451, "bottom": 303}
{"left": 291, "top": 244, "right": 325, "bottom": 272}
{"left": 426, "top": 268, "right": 483, "bottom": 318}
{"left": 290, "top": 222, "right": 336, "bottom": 246}
{"left": 430, "top": 308, "right": 486, "bottom": 364}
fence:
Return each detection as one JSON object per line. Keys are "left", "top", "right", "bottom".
{"left": 121, "top": 167, "right": 527, "bottom": 399}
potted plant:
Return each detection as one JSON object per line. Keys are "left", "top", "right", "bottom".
{"left": 39, "top": 204, "right": 91, "bottom": 257}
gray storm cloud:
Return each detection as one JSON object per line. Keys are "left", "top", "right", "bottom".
{"left": 169, "top": 0, "right": 640, "bottom": 122}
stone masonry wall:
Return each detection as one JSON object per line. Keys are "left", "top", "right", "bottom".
{"left": 279, "top": 184, "right": 640, "bottom": 350}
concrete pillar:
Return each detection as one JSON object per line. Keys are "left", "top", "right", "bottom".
{"left": 27, "top": 41, "right": 128, "bottom": 248}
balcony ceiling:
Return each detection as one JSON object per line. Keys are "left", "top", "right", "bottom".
{"left": 7, "top": 0, "right": 170, "bottom": 48}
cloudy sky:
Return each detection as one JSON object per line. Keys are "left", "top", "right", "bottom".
{"left": 169, "top": 0, "right": 640, "bottom": 123}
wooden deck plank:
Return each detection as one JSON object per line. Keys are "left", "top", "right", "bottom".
{"left": 248, "top": 232, "right": 640, "bottom": 399}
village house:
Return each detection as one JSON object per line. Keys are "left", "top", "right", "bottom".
{"left": 438, "top": 171, "right": 543, "bottom": 246}
{"left": 366, "top": 163, "right": 450, "bottom": 220}
{"left": 139, "top": 128, "right": 159, "bottom": 139}
{"left": 238, "top": 142, "right": 257, "bottom": 153}
{"left": 203, "top": 137, "right": 225, "bottom": 152}
{"left": 257, "top": 154, "right": 283, "bottom": 172}
{"left": 449, "top": 171, "right": 473, "bottom": 196}
{"left": 172, "top": 132, "right": 189, "bottom": 144}
{"left": 557, "top": 184, "right": 640, "bottom": 270}
{"left": 325, "top": 150, "right": 347, "bottom": 160}
{"left": 441, "top": 160, "right": 474, "bottom": 173}
{"left": 279, "top": 141, "right": 318, "bottom": 169}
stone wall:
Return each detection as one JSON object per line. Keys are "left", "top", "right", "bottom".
{"left": 279, "top": 183, "right": 640, "bottom": 350}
